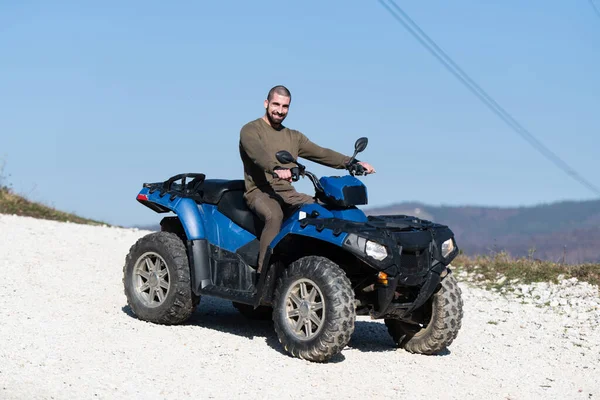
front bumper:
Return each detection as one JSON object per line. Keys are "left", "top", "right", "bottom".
{"left": 368, "top": 261, "right": 447, "bottom": 321}
{"left": 299, "top": 214, "right": 459, "bottom": 320}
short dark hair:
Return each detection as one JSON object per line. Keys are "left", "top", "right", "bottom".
{"left": 267, "top": 85, "right": 291, "bottom": 102}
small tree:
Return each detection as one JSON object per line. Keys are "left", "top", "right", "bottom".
{"left": 0, "top": 157, "right": 12, "bottom": 193}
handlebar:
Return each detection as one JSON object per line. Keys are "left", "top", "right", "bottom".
{"left": 347, "top": 162, "right": 367, "bottom": 176}
{"left": 271, "top": 162, "right": 369, "bottom": 190}
{"left": 272, "top": 166, "right": 303, "bottom": 182}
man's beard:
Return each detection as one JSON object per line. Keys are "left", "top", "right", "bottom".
{"left": 266, "top": 109, "right": 286, "bottom": 126}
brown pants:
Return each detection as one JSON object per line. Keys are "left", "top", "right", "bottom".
{"left": 245, "top": 188, "right": 315, "bottom": 272}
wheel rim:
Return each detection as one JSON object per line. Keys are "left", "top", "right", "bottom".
{"left": 283, "top": 278, "right": 325, "bottom": 341}
{"left": 133, "top": 252, "right": 171, "bottom": 308}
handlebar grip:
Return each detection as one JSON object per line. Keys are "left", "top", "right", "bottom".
{"left": 291, "top": 167, "right": 300, "bottom": 182}
{"left": 348, "top": 163, "right": 366, "bottom": 176}
{"left": 272, "top": 168, "right": 300, "bottom": 181}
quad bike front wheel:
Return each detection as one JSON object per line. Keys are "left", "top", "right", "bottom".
{"left": 123, "top": 232, "right": 199, "bottom": 325}
{"left": 385, "top": 272, "right": 463, "bottom": 354}
{"left": 272, "top": 256, "right": 356, "bottom": 362}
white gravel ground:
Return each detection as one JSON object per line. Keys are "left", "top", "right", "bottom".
{"left": 1, "top": 214, "right": 598, "bottom": 399}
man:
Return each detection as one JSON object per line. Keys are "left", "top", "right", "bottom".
{"left": 239, "top": 85, "right": 375, "bottom": 272}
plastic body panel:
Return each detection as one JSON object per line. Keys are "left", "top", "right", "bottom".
{"left": 137, "top": 187, "right": 205, "bottom": 240}
{"left": 198, "top": 205, "right": 256, "bottom": 253}
{"left": 271, "top": 203, "right": 348, "bottom": 248}
{"left": 137, "top": 188, "right": 256, "bottom": 252}
{"left": 319, "top": 175, "right": 367, "bottom": 203}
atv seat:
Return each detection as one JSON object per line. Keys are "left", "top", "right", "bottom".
{"left": 197, "top": 179, "right": 246, "bottom": 205}
{"left": 194, "top": 179, "right": 264, "bottom": 237}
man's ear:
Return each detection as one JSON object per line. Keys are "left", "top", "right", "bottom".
{"left": 264, "top": 99, "right": 269, "bottom": 109}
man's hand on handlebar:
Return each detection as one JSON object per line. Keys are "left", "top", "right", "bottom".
{"left": 274, "top": 168, "right": 292, "bottom": 182}
{"left": 348, "top": 161, "right": 376, "bottom": 176}
{"left": 273, "top": 167, "right": 302, "bottom": 182}
{"left": 357, "top": 161, "right": 375, "bottom": 174}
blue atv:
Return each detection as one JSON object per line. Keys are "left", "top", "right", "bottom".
{"left": 123, "top": 138, "right": 463, "bottom": 362}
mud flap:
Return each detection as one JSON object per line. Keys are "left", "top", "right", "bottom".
{"left": 189, "top": 239, "right": 211, "bottom": 294}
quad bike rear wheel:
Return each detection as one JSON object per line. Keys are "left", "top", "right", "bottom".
{"left": 385, "top": 272, "right": 463, "bottom": 354}
{"left": 123, "top": 232, "right": 199, "bottom": 324}
{"left": 272, "top": 256, "right": 356, "bottom": 362}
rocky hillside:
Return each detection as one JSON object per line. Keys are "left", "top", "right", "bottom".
{"left": 0, "top": 186, "right": 105, "bottom": 226}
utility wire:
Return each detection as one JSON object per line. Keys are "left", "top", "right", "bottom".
{"left": 590, "top": 0, "right": 600, "bottom": 20}
{"left": 376, "top": 0, "right": 600, "bottom": 196}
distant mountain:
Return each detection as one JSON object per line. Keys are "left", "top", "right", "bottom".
{"left": 132, "top": 199, "right": 600, "bottom": 265}
{"left": 365, "top": 199, "right": 600, "bottom": 264}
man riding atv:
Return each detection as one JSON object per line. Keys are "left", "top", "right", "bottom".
{"left": 125, "top": 85, "right": 463, "bottom": 363}
{"left": 239, "top": 85, "right": 376, "bottom": 273}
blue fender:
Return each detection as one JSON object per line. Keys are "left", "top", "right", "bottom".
{"left": 198, "top": 205, "right": 256, "bottom": 252}
{"left": 270, "top": 203, "right": 349, "bottom": 248}
{"left": 137, "top": 187, "right": 206, "bottom": 240}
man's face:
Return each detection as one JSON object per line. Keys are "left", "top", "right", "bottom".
{"left": 264, "top": 93, "right": 290, "bottom": 126}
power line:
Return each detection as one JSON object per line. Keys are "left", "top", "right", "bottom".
{"left": 376, "top": 0, "right": 600, "bottom": 196}
{"left": 590, "top": 0, "right": 600, "bottom": 20}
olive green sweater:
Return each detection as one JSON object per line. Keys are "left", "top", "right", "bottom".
{"left": 239, "top": 118, "right": 350, "bottom": 195}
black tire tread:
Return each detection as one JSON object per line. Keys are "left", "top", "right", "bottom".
{"left": 385, "top": 272, "right": 463, "bottom": 355}
{"left": 272, "top": 256, "right": 356, "bottom": 362}
{"left": 123, "top": 231, "right": 198, "bottom": 325}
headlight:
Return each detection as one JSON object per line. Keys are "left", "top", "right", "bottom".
{"left": 366, "top": 240, "right": 388, "bottom": 261}
{"left": 441, "top": 238, "right": 455, "bottom": 257}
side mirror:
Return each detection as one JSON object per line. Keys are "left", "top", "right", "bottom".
{"left": 348, "top": 137, "right": 368, "bottom": 164}
{"left": 355, "top": 137, "right": 368, "bottom": 153}
{"left": 276, "top": 150, "right": 296, "bottom": 165}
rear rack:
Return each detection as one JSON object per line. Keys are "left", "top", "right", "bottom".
{"left": 143, "top": 173, "right": 206, "bottom": 201}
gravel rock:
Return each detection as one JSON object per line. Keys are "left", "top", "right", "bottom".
{"left": 1, "top": 214, "right": 599, "bottom": 399}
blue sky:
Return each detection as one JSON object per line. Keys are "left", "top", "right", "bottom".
{"left": 1, "top": 0, "right": 599, "bottom": 226}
